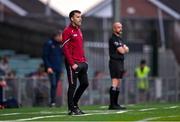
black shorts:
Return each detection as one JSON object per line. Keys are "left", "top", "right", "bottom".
{"left": 109, "top": 59, "right": 124, "bottom": 79}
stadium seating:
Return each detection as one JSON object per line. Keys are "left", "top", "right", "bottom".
{"left": 1, "top": 49, "right": 42, "bottom": 77}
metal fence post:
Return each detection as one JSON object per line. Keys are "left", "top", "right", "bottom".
{"left": 155, "top": 77, "right": 162, "bottom": 101}
{"left": 17, "top": 77, "right": 22, "bottom": 105}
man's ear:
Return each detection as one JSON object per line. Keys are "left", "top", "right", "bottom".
{"left": 71, "top": 17, "right": 74, "bottom": 21}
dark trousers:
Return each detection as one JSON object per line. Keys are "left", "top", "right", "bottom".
{"left": 65, "top": 61, "right": 89, "bottom": 110}
{"left": 48, "top": 71, "right": 60, "bottom": 104}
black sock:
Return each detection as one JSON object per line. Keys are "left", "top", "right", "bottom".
{"left": 109, "top": 86, "right": 116, "bottom": 106}
{"left": 115, "top": 88, "right": 120, "bottom": 106}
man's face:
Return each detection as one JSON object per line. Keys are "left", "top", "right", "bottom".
{"left": 71, "top": 12, "right": 82, "bottom": 27}
{"left": 140, "top": 64, "right": 145, "bottom": 69}
{"left": 55, "top": 34, "right": 62, "bottom": 42}
{"left": 115, "top": 23, "right": 122, "bottom": 35}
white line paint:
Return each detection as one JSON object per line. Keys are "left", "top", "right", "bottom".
{"left": 137, "top": 115, "right": 180, "bottom": 122}
{"left": 127, "top": 104, "right": 135, "bottom": 107}
{"left": 169, "top": 106, "right": 179, "bottom": 109}
{"left": 72, "top": 110, "right": 128, "bottom": 116}
{"left": 15, "top": 110, "right": 128, "bottom": 120}
{"left": 100, "top": 105, "right": 129, "bottom": 109}
{"left": 17, "top": 115, "right": 66, "bottom": 121}
{"left": 99, "top": 106, "right": 108, "bottom": 109}
{"left": 86, "top": 109, "right": 125, "bottom": 112}
{"left": 0, "top": 113, "right": 20, "bottom": 116}
{"left": 38, "top": 111, "right": 66, "bottom": 114}
{"left": 0, "top": 121, "right": 13, "bottom": 122}
{"left": 1, "top": 105, "right": 179, "bottom": 121}
{"left": 163, "top": 105, "right": 179, "bottom": 109}
{"left": 0, "top": 111, "right": 67, "bottom": 116}
{"left": 137, "top": 116, "right": 162, "bottom": 122}
{"left": 139, "top": 108, "right": 157, "bottom": 111}
{"left": 116, "top": 110, "right": 130, "bottom": 113}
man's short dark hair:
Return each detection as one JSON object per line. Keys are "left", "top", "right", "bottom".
{"left": 69, "top": 10, "right": 81, "bottom": 20}
{"left": 51, "top": 30, "right": 62, "bottom": 39}
{"left": 140, "top": 59, "right": 146, "bottom": 65}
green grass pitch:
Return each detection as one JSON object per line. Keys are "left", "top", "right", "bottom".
{"left": 0, "top": 102, "right": 180, "bottom": 121}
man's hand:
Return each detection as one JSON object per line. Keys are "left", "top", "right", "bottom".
{"left": 47, "top": 68, "right": 54, "bottom": 74}
{"left": 123, "top": 44, "right": 129, "bottom": 53}
{"left": 0, "top": 80, "right": 7, "bottom": 87}
{"left": 72, "top": 64, "right": 78, "bottom": 70}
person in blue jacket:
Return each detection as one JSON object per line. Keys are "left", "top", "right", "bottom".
{"left": 42, "top": 30, "right": 63, "bottom": 107}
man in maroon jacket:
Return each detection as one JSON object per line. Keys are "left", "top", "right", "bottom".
{"left": 61, "top": 10, "right": 89, "bottom": 115}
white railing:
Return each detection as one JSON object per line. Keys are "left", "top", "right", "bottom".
{"left": 0, "top": 76, "right": 179, "bottom": 107}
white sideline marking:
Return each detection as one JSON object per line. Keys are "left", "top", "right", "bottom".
{"left": 86, "top": 110, "right": 106, "bottom": 112}
{"left": 169, "top": 106, "right": 179, "bottom": 108}
{"left": 100, "top": 105, "right": 130, "bottom": 109}
{"left": 72, "top": 110, "right": 128, "bottom": 116}
{"left": 0, "top": 121, "right": 13, "bottom": 122}
{"left": 14, "top": 110, "right": 128, "bottom": 120}
{"left": 1, "top": 105, "right": 179, "bottom": 121}
{"left": 137, "top": 116, "right": 162, "bottom": 122}
{"left": 99, "top": 106, "right": 108, "bottom": 109}
{"left": 17, "top": 115, "right": 66, "bottom": 121}
{"left": 38, "top": 110, "right": 67, "bottom": 114}
{"left": 164, "top": 105, "right": 179, "bottom": 109}
{"left": 39, "top": 111, "right": 53, "bottom": 114}
{"left": 0, "top": 111, "right": 67, "bottom": 116}
{"left": 116, "top": 110, "right": 128, "bottom": 113}
{"left": 139, "top": 108, "right": 157, "bottom": 111}
{"left": 85, "top": 110, "right": 128, "bottom": 113}
{"left": 127, "top": 104, "right": 135, "bottom": 107}
{"left": 137, "top": 115, "right": 180, "bottom": 122}
{"left": 0, "top": 113, "right": 20, "bottom": 116}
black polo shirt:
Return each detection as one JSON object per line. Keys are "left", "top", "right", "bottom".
{"left": 109, "top": 33, "right": 124, "bottom": 60}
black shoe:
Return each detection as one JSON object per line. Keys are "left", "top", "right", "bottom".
{"left": 68, "top": 109, "right": 81, "bottom": 115}
{"left": 109, "top": 105, "right": 119, "bottom": 110}
{"left": 117, "top": 104, "right": 127, "bottom": 110}
{"left": 68, "top": 107, "right": 85, "bottom": 115}
{"left": 74, "top": 106, "right": 86, "bottom": 114}
{"left": 49, "top": 103, "right": 56, "bottom": 107}
{"left": 109, "top": 105, "right": 126, "bottom": 110}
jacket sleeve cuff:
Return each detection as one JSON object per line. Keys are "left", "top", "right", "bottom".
{"left": 68, "top": 60, "right": 74, "bottom": 66}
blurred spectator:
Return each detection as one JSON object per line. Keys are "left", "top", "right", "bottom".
{"left": 0, "top": 69, "right": 5, "bottom": 76}
{"left": 25, "top": 64, "right": 49, "bottom": 106}
{"left": 91, "top": 70, "right": 106, "bottom": 104}
{"left": 0, "top": 57, "right": 5, "bottom": 77}
{"left": 0, "top": 56, "right": 11, "bottom": 75}
{"left": 42, "top": 30, "right": 63, "bottom": 107}
{"left": 92, "top": 70, "right": 104, "bottom": 90}
{"left": 120, "top": 70, "right": 128, "bottom": 95}
{"left": 25, "top": 63, "right": 47, "bottom": 78}
{"left": 33, "top": 71, "right": 49, "bottom": 107}
{"left": 1, "top": 71, "right": 19, "bottom": 108}
{"left": 134, "top": 59, "right": 150, "bottom": 103}
{"left": 34, "top": 63, "right": 48, "bottom": 78}
{"left": 0, "top": 77, "right": 7, "bottom": 107}
{"left": 5, "top": 70, "right": 18, "bottom": 100}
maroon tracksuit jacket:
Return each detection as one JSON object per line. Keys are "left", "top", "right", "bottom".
{"left": 62, "top": 24, "right": 86, "bottom": 66}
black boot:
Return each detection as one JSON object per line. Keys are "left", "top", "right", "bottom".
{"left": 109, "top": 87, "right": 120, "bottom": 110}
{"left": 115, "top": 90, "right": 120, "bottom": 106}
{"left": 115, "top": 90, "right": 126, "bottom": 110}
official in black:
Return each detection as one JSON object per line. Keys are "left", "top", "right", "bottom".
{"left": 108, "top": 22, "right": 129, "bottom": 110}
